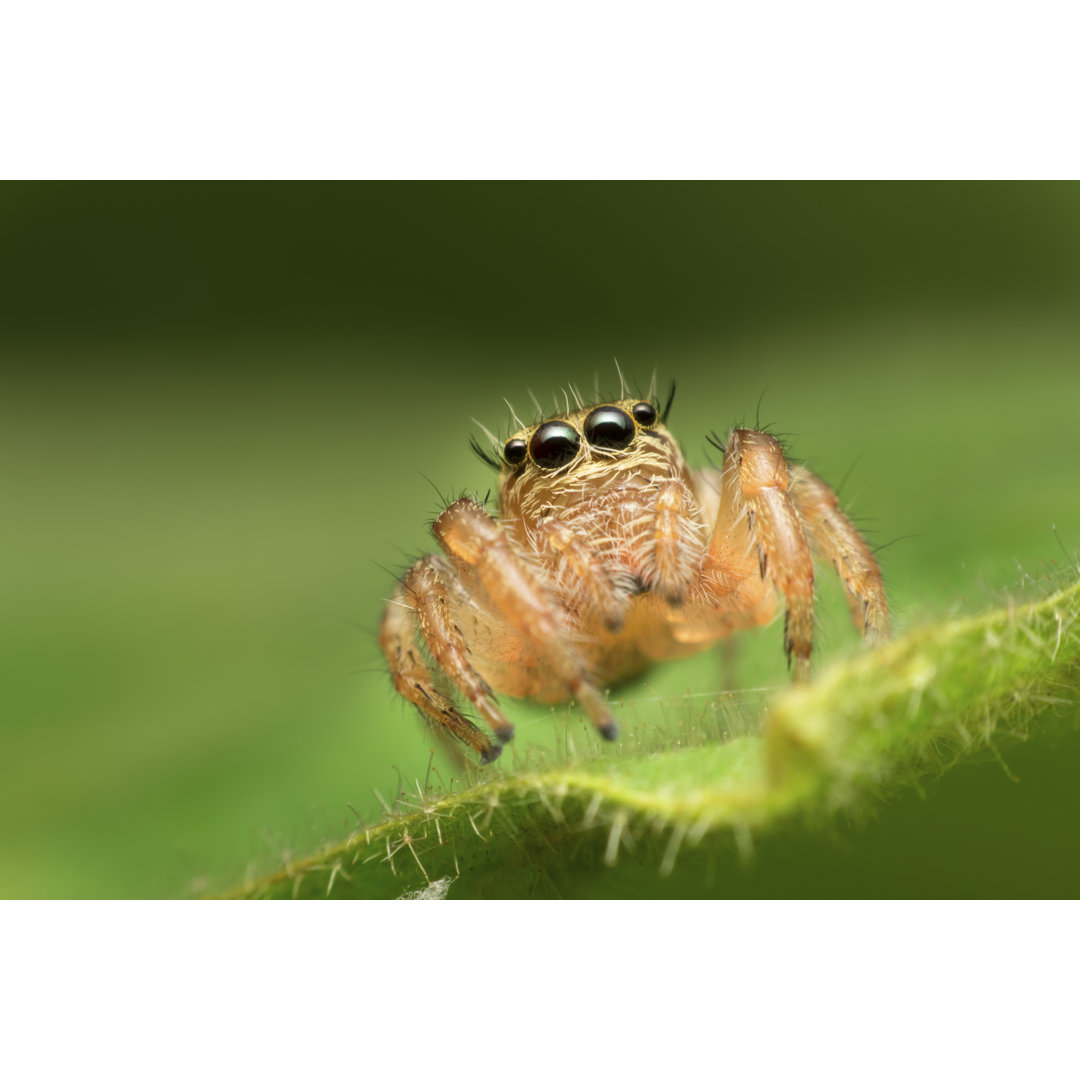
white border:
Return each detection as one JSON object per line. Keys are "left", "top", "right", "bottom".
{"left": 2, "top": 2, "right": 1078, "bottom": 178}
{"left": 2, "top": 902, "right": 1075, "bottom": 1077}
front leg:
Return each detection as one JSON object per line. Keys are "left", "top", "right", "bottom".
{"left": 645, "top": 477, "right": 706, "bottom": 605}
{"left": 435, "top": 497, "right": 619, "bottom": 740}
{"left": 379, "top": 566, "right": 507, "bottom": 763}
{"left": 704, "top": 429, "right": 816, "bottom": 679}
{"left": 788, "top": 465, "right": 890, "bottom": 640}
{"left": 534, "top": 515, "right": 630, "bottom": 631}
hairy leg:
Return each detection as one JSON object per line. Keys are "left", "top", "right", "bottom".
{"left": 534, "top": 516, "right": 630, "bottom": 630}
{"left": 647, "top": 477, "right": 705, "bottom": 604}
{"left": 379, "top": 573, "right": 505, "bottom": 762}
{"left": 704, "top": 429, "right": 816, "bottom": 679}
{"left": 435, "top": 497, "right": 618, "bottom": 740}
{"left": 788, "top": 465, "right": 890, "bottom": 639}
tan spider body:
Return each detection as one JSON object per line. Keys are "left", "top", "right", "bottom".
{"left": 379, "top": 390, "right": 889, "bottom": 762}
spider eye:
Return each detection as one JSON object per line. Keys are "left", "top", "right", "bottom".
{"left": 529, "top": 422, "right": 580, "bottom": 469}
{"left": 584, "top": 406, "right": 635, "bottom": 450}
{"left": 503, "top": 438, "right": 527, "bottom": 466}
{"left": 632, "top": 401, "right": 657, "bottom": 426}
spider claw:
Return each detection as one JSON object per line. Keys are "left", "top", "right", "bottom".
{"left": 494, "top": 723, "right": 515, "bottom": 745}
{"left": 596, "top": 718, "right": 619, "bottom": 741}
{"left": 479, "top": 743, "right": 503, "bottom": 765}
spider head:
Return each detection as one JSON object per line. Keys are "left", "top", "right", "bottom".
{"left": 491, "top": 392, "right": 687, "bottom": 515}
{"left": 503, "top": 398, "right": 658, "bottom": 470}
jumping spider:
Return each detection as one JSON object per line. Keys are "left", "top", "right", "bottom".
{"left": 379, "top": 384, "right": 889, "bottom": 763}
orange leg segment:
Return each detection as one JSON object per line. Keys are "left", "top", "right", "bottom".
{"left": 788, "top": 465, "right": 890, "bottom": 640}
{"left": 435, "top": 498, "right": 618, "bottom": 740}
{"left": 378, "top": 576, "right": 504, "bottom": 763}
{"left": 705, "top": 429, "right": 816, "bottom": 679}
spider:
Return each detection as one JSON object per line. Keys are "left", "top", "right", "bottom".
{"left": 379, "top": 382, "right": 889, "bottom": 763}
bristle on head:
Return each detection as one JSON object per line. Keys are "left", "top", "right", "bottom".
{"left": 661, "top": 380, "right": 677, "bottom": 424}
{"left": 469, "top": 435, "right": 501, "bottom": 470}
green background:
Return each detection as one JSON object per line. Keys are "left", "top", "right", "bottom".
{"left": 3, "top": 182, "right": 1079, "bottom": 898}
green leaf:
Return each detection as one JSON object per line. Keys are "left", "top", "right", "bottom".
{"left": 220, "top": 576, "right": 1080, "bottom": 899}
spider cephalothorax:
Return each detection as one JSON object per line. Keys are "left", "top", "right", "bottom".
{"left": 380, "top": 385, "right": 889, "bottom": 762}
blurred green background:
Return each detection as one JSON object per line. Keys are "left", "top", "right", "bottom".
{"left": 3, "top": 182, "right": 1079, "bottom": 898}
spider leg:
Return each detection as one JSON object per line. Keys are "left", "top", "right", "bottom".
{"left": 647, "top": 477, "right": 705, "bottom": 604}
{"left": 788, "top": 465, "right": 890, "bottom": 640}
{"left": 379, "top": 557, "right": 511, "bottom": 763}
{"left": 535, "top": 516, "right": 630, "bottom": 630}
{"left": 704, "top": 429, "right": 816, "bottom": 680}
{"left": 435, "top": 497, "right": 619, "bottom": 741}
{"left": 535, "top": 480, "right": 702, "bottom": 623}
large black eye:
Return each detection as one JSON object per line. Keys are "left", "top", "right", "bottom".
{"left": 503, "top": 438, "right": 527, "bottom": 466}
{"left": 529, "top": 422, "right": 580, "bottom": 469}
{"left": 632, "top": 401, "right": 657, "bottom": 426}
{"left": 584, "top": 406, "right": 635, "bottom": 450}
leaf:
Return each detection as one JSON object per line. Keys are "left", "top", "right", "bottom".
{"left": 219, "top": 576, "right": 1080, "bottom": 899}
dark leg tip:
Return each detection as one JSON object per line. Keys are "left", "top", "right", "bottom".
{"left": 597, "top": 718, "right": 619, "bottom": 742}
{"left": 494, "top": 724, "right": 515, "bottom": 745}
{"left": 479, "top": 743, "right": 503, "bottom": 765}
